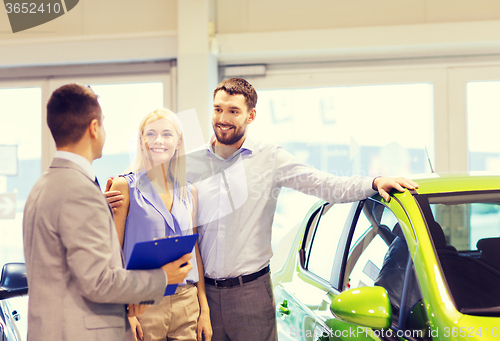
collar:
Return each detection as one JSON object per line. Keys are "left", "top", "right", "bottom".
{"left": 207, "top": 135, "right": 255, "bottom": 156}
{"left": 54, "top": 151, "right": 95, "bottom": 180}
{"left": 134, "top": 170, "right": 179, "bottom": 234}
{"left": 135, "top": 170, "right": 180, "bottom": 197}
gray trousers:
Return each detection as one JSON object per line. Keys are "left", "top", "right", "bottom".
{"left": 205, "top": 272, "right": 278, "bottom": 341}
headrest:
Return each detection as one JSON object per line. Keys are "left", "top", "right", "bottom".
{"left": 427, "top": 220, "right": 446, "bottom": 249}
{"left": 477, "top": 237, "right": 500, "bottom": 255}
{"left": 477, "top": 237, "right": 500, "bottom": 249}
{"left": 392, "top": 223, "right": 404, "bottom": 239}
{"left": 378, "top": 224, "right": 396, "bottom": 244}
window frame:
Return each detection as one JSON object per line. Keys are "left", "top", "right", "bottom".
{"left": 299, "top": 200, "right": 361, "bottom": 290}
{"left": 339, "top": 197, "right": 428, "bottom": 338}
{"left": 340, "top": 198, "right": 408, "bottom": 289}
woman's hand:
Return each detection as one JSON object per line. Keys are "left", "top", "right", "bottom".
{"left": 197, "top": 309, "right": 213, "bottom": 341}
{"left": 128, "top": 316, "right": 144, "bottom": 341}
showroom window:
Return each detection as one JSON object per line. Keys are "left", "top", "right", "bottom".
{"left": 0, "top": 85, "right": 42, "bottom": 339}
{"left": 0, "top": 86, "right": 41, "bottom": 266}
{"left": 0, "top": 67, "right": 173, "bottom": 341}
{"left": 87, "top": 82, "right": 165, "bottom": 186}
{"left": 47, "top": 75, "right": 172, "bottom": 188}
{"left": 250, "top": 80, "right": 434, "bottom": 248}
{"left": 467, "top": 80, "right": 500, "bottom": 172}
{"left": 253, "top": 84, "right": 434, "bottom": 177}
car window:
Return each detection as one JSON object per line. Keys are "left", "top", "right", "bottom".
{"left": 345, "top": 199, "right": 398, "bottom": 289}
{"left": 432, "top": 202, "right": 500, "bottom": 251}
{"left": 346, "top": 217, "right": 388, "bottom": 289}
{"left": 306, "top": 202, "right": 354, "bottom": 284}
{"left": 343, "top": 199, "right": 424, "bottom": 329}
{"left": 419, "top": 192, "right": 500, "bottom": 316}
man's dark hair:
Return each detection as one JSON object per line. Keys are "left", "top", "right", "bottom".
{"left": 47, "top": 84, "right": 102, "bottom": 147}
{"left": 213, "top": 78, "right": 258, "bottom": 110}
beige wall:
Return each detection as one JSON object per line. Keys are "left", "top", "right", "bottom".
{"left": 216, "top": 0, "right": 500, "bottom": 33}
{"left": 2, "top": 0, "right": 500, "bottom": 67}
{"left": 0, "top": 0, "right": 177, "bottom": 41}
{"left": 2, "top": 0, "right": 500, "bottom": 41}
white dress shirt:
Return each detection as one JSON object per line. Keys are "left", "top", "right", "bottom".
{"left": 54, "top": 151, "right": 95, "bottom": 180}
{"left": 186, "top": 136, "right": 377, "bottom": 279}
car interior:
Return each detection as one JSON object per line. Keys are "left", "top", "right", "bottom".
{"left": 342, "top": 200, "right": 426, "bottom": 336}
{"left": 427, "top": 219, "right": 500, "bottom": 316}
{"left": 417, "top": 194, "right": 500, "bottom": 317}
{"left": 301, "top": 194, "right": 500, "bottom": 341}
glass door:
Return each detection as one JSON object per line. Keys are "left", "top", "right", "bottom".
{"left": 0, "top": 81, "right": 45, "bottom": 340}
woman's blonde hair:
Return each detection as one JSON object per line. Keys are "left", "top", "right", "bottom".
{"left": 129, "top": 108, "right": 190, "bottom": 205}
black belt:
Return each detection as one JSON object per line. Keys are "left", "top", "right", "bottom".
{"left": 205, "top": 265, "right": 270, "bottom": 288}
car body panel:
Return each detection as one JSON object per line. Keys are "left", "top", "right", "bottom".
{"left": 408, "top": 175, "right": 500, "bottom": 195}
{"left": 0, "top": 263, "right": 27, "bottom": 341}
{"left": 275, "top": 201, "right": 389, "bottom": 340}
{"left": 0, "top": 295, "right": 21, "bottom": 341}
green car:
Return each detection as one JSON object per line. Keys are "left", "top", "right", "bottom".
{"left": 273, "top": 175, "right": 500, "bottom": 340}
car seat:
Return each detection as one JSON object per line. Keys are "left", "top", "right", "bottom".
{"left": 477, "top": 237, "right": 500, "bottom": 272}
{"left": 374, "top": 233, "right": 421, "bottom": 324}
{"left": 429, "top": 220, "right": 500, "bottom": 313}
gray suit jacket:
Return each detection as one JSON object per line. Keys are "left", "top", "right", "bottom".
{"left": 23, "top": 158, "right": 167, "bottom": 341}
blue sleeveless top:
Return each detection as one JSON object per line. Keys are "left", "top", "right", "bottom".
{"left": 122, "top": 171, "right": 199, "bottom": 284}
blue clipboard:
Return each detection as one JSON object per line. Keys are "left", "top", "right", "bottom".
{"left": 126, "top": 234, "right": 198, "bottom": 296}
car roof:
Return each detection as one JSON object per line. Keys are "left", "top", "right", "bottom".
{"left": 405, "top": 173, "right": 500, "bottom": 195}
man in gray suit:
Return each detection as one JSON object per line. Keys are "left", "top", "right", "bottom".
{"left": 23, "top": 83, "right": 193, "bottom": 341}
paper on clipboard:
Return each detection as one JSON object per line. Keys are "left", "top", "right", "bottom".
{"left": 126, "top": 234, "right": 199, "bottom": 296}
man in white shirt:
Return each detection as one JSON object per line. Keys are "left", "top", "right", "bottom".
{"left": 186, "top": 78, "right": 417, "bottom": 341}
{"left": 108, "top": 78, "right": 418, "bottom": 341}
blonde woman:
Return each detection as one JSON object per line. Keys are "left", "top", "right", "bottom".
{"left": 109, "top": 108, "right": 212, "bottom": 341}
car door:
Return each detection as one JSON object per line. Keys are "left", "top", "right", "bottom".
{"left": 275, "top": 201, "right": 356, "bottom": 340}
{"left": 314, "top": 198, "right": 427, "bottom": 341}
{"left": 0, "top": 300, "right": 20, "bottom": 341}
{"left": 311, "top": 199, "right": 388, "bottom": 341}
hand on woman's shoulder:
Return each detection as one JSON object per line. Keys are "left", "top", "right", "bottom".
{"left": 110, "top": 176, "right": 129, "bottom": 192}
{"left": 106, "top": 176, "right": 130, "bottom": 212}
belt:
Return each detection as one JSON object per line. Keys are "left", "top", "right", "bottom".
{"left": 205, "top": 265, "right": 270, "bottom": 288}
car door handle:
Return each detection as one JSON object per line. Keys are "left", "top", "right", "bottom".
{"left": 279, "top": 300, "right": 291, "bottom": 316}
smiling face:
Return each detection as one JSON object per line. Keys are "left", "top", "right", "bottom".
{"left": 212, "top": 90, "right": 256, "bottom": 148}
{"left": 142, "top": 117, "right": 181, "bottom": 168}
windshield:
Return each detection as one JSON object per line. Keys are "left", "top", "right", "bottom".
{"left": 417, "top": 191, "right": 500, "bottom": 316}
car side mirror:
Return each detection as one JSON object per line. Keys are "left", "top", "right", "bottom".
{"left": 330, "top": 286, "right": 392, "bottom": 330}
{"left": 0, "top": 263, "right": 28, "bottom": 300}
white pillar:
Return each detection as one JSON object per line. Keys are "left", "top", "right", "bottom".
{"left": 177, "top": 0, "right": 218, "bottom": 142}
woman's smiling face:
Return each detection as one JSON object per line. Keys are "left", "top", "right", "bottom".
{"left": 142, "top": 117, "right": 181, "bottom": 168}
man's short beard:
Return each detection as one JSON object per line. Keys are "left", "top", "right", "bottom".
{"left": 214, "top": 126, "right": 246, "bottom": 146}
